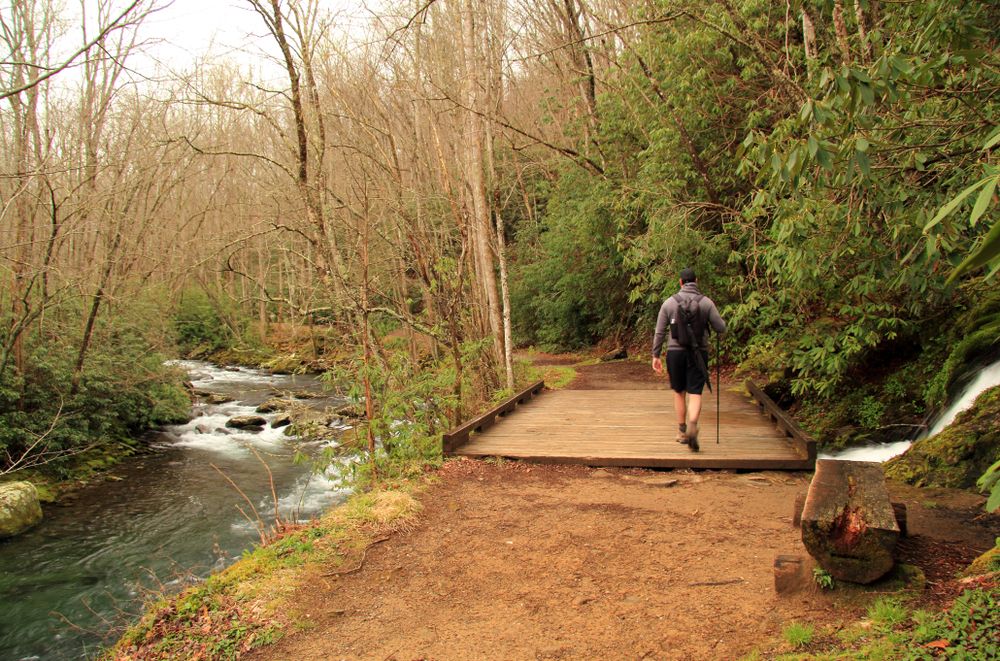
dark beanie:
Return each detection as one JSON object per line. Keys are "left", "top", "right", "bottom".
{"left": 680, "top": 267, "right": 696, "bottom": 283}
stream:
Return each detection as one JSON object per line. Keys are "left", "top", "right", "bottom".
{"left": 821, "top": 357, "right": 1000, "bottom": 463}
{"left": 0, "top": 361, "right": 351, "bottom": 661}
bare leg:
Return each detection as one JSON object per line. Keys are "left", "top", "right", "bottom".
{"left": 687, "top": 394, "right": 703, "bottom": 426}
{"left": 673, "top": 391, "right": 687, "bottom": 428}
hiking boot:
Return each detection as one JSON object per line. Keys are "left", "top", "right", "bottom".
{"left": 687, "top": 420, "right": 700, "bottom": 452}
{"left": 676, "top": 431, "right": 689, "bottom": 445}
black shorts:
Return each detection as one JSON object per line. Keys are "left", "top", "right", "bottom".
{"left": 666, "top": 349, "right": 709, "bottom": 394}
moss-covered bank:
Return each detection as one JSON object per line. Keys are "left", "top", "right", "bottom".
{"left": 107, "top": 482, "right": 424, "bottom": 660}
{"left": 885, "top": 385, "right": 1000, "bottom": 489}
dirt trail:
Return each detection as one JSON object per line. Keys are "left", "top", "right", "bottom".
{"left": 250, "top": 360, "right": 997, "bottom": 661}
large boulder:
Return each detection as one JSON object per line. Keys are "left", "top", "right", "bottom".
{"left": 192, "top": 390, "right": 234, "bottom": 405}
{"left": 226, "top": 415, "right": 267, "bottom": 431}
{"left": 0, "top": 481, "right": 43, "bottom": 538}
{"left": 335, "top": 403, "right": 365, "bottom": 419}
{"left": 256, "top": 398, "right": 294, "bottom": 414}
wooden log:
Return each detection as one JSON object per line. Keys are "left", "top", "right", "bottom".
{"left": 600, "top": 346, "right": 628, "bottom": 361}
{"left": 800, "top": 459, "right": 899, "bottom": 584}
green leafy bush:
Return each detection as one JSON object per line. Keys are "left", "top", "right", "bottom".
{"left": 0, "top": 299, "right": 191, "bottom": 477}
{"left": 173, "top": 288, "right": 243, "bottom": 356}
{"left": 978, "top": 460, "right": 1000, "bottom": 513}
{"left": 813, "top": 567, "right": 834, "bottom": 590}
{"left": 312, "top": 340, "right": 473, "bottom": 489}
{"left": 858, "top": 396, "right": 886, "bottom": 430}
{"left": 905, "top": 589, "right": 999, "bottom": 659}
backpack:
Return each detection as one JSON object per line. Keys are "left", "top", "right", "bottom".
{"left": 670, "top": 294, "right": 707, "bottom": 348}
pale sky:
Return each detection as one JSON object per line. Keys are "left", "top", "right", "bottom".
{"left": 68, "top": 0, "right": 383, "bottom": 84}
{"left": 140, "top": 0, "right": 268, "bottom": 69}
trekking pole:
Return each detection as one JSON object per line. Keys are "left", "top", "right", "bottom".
{"left": 716, "top": 331, "right": 721, "bottom": 444}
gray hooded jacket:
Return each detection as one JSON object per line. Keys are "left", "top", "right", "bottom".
{"left": 651, "top": 282, "right": 726, "bottom": 356}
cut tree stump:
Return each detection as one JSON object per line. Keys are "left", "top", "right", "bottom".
{"left": 800, "top": 459, "right": 900, "bottom": 584}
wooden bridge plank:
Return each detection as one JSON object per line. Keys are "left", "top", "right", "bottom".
{"left": 448, "top": 383, "right": 816, "bottom": 471}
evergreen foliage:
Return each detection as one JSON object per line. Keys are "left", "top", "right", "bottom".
{"left": 0, "top": 297, "right": 191, "bottom": 477}
{"left": 172, "top": 288, "right": 252, "bottom": 358}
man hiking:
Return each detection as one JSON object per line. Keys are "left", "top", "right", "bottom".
{"left": 651, "top": 267, "right": 726, "bottom": 451}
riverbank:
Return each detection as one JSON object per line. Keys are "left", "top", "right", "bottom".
{"left": 0, "top": 362, "right": 352, "bottom": 660}
{"left": 4, "top": 321, "right": 337, "bottom": 505}
{"left": 109, "top": 358, "right": 1000, "bottom": 660}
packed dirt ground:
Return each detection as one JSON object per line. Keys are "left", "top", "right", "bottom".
{"left": 249, "top": 360, "right": 998, "bottom": 660}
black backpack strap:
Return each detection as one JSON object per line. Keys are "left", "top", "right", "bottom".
{"left": 680, "top": 294, "right": 711, "bottom": 392}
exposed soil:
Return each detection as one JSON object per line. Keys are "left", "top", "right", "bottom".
{"left": 569, "top": 358, "right": 665, "bottom": 390}
{"left": 249, "top": 359, "right": 999, "bottom": 661}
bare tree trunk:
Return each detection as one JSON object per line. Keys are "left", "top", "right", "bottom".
{"left": 251, "top": 0, "right": 346, "bottom": 305}
{"left": 560, "top": 0, "right": 597, "bottom": 130}
{"left": 832, "top": 0, "right": 851, "bottom": 64}
{"left": 71, "top": 235, "right": 119, "bottom": 395}
{"left": 801, "top": 8, "right": 817, "bottom": 64}
{"left": 854, "top": 1, "right": 872, "bottom": 63}
{"left": 461, "top": 0, "right": 504, "bottom": 370}
{"left": 360, "top": 204, "right": 377, "bottom": 483}
{"left": 494, "top": 204, "right": 515, "bottom": 389}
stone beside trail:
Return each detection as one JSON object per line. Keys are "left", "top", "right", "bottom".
{"left": 800, "top": 460, "right": 901, "bottom": 584}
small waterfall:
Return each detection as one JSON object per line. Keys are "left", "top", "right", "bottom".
{"left": 822, "top": 356, "right": 1000, "bottom": 463}
{"left": 925, "top": 359, "right": 1000, "bottom": 437}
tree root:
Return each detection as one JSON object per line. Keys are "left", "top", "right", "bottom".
{"left": 322, "top": 536, "right": 391, "bottom": 577}
{"left": 687, "top": 578, "right": 744, "bottom": 587}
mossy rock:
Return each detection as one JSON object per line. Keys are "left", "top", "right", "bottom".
{"left": 226, "top": 415, "right": 267, "bottom": 430}
{"left": 886, "top": 385, "right": 1000, "bottom": 489}
{"left": 256, "top": 398, "right": 294, "bottom": 414}
{"left": 871, "top": 562, "right": 926, "bottom": 594}
{"left": 925, "top": 291, "right": 1000, "bottom": 408}
{"left": 334, "top": 404, "right": 365, "bottom": 419}
{"left": 207, "top": 346, "right": 275, "bottom": 369}
{"left": 262, "top": 353, "right": 308, "bottom": 374}
{"left": 0, "top": 481, "right": 43, "bottom": 538}
{"left": 963, "top": 544, "right": 1000, "bottom": 577}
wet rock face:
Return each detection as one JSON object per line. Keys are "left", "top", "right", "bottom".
{"left": 0, "top": 481, "right": 43, "bottom": 538}
{"left": 192, "top": 390, "right": 234, "bottom": 405}
{"left": 255, "top": 398, "right": 295, "bottom": 414}
{"left": 226, "top": 415, "right": 267, "bottom": 431}
{"left": 886, "top": 384, "right": 1000, "bottom": 489}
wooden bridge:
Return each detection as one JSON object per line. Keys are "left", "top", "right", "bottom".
{"left": 443, "top": 379, "right": 816, "bottom": 471}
